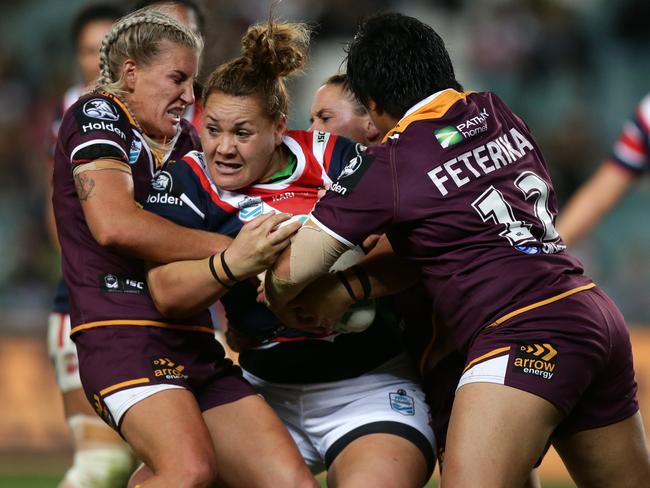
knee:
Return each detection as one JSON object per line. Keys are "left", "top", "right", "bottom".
{"left": 276, "top": 463, "right": 318, "bottom": 488}
{"left": 178, "top": 455, "right": 218, "bottom": 488}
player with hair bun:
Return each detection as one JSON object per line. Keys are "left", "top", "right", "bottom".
{"left": 53, "top": 9, "right": 309, "bottom": 488}
{"left": 144, "top": 19, "right": 435, "bottom": 487}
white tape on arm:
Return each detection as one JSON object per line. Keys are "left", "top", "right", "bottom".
{"left": 266, "top": 223, "right": 348, "bottom": 307}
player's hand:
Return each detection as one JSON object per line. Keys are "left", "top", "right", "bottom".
{"left": 224, "top": 212, "right": 301, "bottom": 281}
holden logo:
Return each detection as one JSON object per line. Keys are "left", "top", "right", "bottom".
{"left": 83, "top": 98, "right": 120, "bottom": 121}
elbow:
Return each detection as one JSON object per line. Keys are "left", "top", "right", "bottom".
{"left": 148, "top": 284, "right": 186, "bottom": 319}
{"left": 90, "top": 220, "right": 127, "bottom": 248}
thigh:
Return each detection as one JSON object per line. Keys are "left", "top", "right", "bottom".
{"left": 203, "top": 394, "right": 317, "bottom": 488}
{"left": 121, "top": 388, "right": 215, "bottom": 474}
{"left": 327, "top": 433, "right": 428, "bottom": 488}
{"left": 553, "top": 411, "right": 650, "bottom": 488}
{"left": 442, "top": 382, "right": 562, "bottom": 488}
{"left": 244, "top": 371, "right": 324, "bottom": 473}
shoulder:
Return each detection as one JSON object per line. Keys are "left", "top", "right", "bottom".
{"left": 59, "top": 93, "right": 134, "bottom": 165}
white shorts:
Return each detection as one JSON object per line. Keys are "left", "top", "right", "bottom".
{"left": 47, "top": 312, "right": 82, "bottom": 393}
{"left": 243, "top": 352, "right": 435, "bottom": 475}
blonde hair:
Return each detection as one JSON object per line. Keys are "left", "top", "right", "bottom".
{"left": 94, "top": 8, "right": 203, "bottom": 154}
{"left": 203, "top": 20, "right": 310, "bottom": 120}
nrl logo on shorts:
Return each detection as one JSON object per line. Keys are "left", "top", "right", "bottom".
{"left": 512, "top": 342, "right": 558, "bottom": 380}
{"left": 83, "top": 98, "right": 120, "bottom": 121}
{"left": 389, "top": 388, "right": 415, "bottom": 416}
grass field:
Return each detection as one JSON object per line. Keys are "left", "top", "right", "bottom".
{"left": 0, "top": 475, "right": 577, "bottom": 488}
{"left": 0, "top": 455, "right": 578, "bottom": 488}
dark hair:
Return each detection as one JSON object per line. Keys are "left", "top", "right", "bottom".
{"left": 130, "top": 0, "right": 205, "bottom": 33}
{"left": 346, "top": 12, "right": 463, "bottom": 119}
{"left": 203, "top": 21, "right": 310, "bottom": 120}
{"left": 322, "top": 74, "right": 367, "bottom": 117}
{"left": 71, "top": 3, "right": 124, "bottom": 47}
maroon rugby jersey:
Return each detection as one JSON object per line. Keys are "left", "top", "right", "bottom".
{"left": 52, "top": 91, "right": 207, "bottom": 333}
{"left": 311, "top": 89, "right": 593, "bottom": 351}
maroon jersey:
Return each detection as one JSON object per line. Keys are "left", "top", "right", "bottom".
{"left": 52, "top": 91, "right": 207, "bottom": 334}
{"left": 312, "top": 89, "right": 592, "bottom": 352}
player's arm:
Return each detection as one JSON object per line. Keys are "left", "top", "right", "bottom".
{"left": 265, "top": 220, "right": 348, "bottom": 313}
{"left": 556, "top": 161, "right": 637, "bottom": 246}
{"left": 286, "top": 235, "right": 420, "bottom": 330}
{"left": 147, "top": 213, "right": 301, "bottom": 318}
{"left": 74, "top": 161, "right": 229, "bottom": 262}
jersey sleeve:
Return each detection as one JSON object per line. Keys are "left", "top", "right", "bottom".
{"left": 144, "top": 151, "right": 209, "bottom": 230}
{"left": 60, "top": 95, "right": 132, "bottom": 168}
{"left": 311, "top": 144, "right": 395, "bottom": 246}
{"left": 610, "top": 94, "right": 650, "bottom": 175}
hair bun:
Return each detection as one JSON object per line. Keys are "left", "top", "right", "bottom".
{"left": 241, "top": 22, "right": 309, "bottom": 79}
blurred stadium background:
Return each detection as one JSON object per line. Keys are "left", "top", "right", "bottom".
{"left": 1, "top": 0, "right": 650, "bottom": 486}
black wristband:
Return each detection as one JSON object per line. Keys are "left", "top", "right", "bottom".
{"left": 208, "top": 254, "right": 230, "bottom": 289}
{"left": 350, "top": 265, "right": 372, "bottom": 300}
{"left": 220, "top": 250, "right": 238, "bottom": 282}
{"left": 336, "top": 271, "right": 358, "bottom": 301}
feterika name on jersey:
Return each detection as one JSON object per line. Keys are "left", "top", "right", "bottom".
{"left": 428, "top": 127, "right": 534, "bottom": 196}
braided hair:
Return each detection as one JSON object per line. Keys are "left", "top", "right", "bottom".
{"left": 93, "top": 8, "right": 202, "bottom": 154}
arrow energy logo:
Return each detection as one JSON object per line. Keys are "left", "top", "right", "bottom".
{"left": 512, "top": 342, "right": 558, "bottom": 380}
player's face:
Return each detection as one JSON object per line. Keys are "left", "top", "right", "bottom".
{"left": 126, "top": 41, "right": 198, "bottom": 140}
{"left": 309, "top": 83, "right": 380, "bottom": 146}
{"left": 202, "top": 91, "right": 287, "bottom": 191}
{"left": 77, "top": 19, "right": 115, "bottom": 85}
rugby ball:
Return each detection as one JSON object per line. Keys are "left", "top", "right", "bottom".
{"left": 329, "top": 246, "right": 376, "bottom": 333}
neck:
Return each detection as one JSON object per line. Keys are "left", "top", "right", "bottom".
{"left": 262, "top": 145, "right": 289, "bottom": 182}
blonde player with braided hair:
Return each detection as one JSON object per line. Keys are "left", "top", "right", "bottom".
{"left": 53, "top": 8, "right": 311, "bottom": 488}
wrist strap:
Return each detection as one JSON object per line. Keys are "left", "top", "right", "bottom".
{"left": 350, "top": 265, "right": 372, "bottom": 300}
{"left": 220, "top": 250, "right": 238, "bottom": 282}
{"left": 208, "top": 254, "right": 231, "bottom": 289}
{"left": 336, "top": 271, "right": 358, "bottom": 301}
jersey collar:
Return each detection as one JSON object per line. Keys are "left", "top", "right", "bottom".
{"left": 382, "top": 89, "right": 471, "bottom": 143}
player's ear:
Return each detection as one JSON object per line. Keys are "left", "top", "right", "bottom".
{"left": 274, "top": 113, "right": 287, "bottom": 146}
{"left": 364, "top": 116, "right": 381, "bottom": 144}
{"left": 367, "top": 98, "right": 383, "bottom": 116}
{"left": 122, "top": 59, "right": 138, "bottom": 92}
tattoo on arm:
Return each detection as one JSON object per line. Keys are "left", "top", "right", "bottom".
{"left": 74, "top": 173, "right": 96, "bottom": 201}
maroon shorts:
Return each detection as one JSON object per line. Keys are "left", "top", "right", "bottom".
{"left": 422, "top": 351, "right": 466, "bottom": 463}
{"left": 461, "top": 286, "right": 639, "bottom": 436}
{"left": 74, "top": 325, "right": 256, "bottom": 430}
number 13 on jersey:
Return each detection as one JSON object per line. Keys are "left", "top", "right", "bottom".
{"left": 471, "top": 171, "right": 565, "bottom": 254}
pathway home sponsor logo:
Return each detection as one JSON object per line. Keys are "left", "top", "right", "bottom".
{"left": 435, "top": 108, "right": 490, "bottom": 148}
{"left": 512, "top": 342, "right": 558, "bottom": 380}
